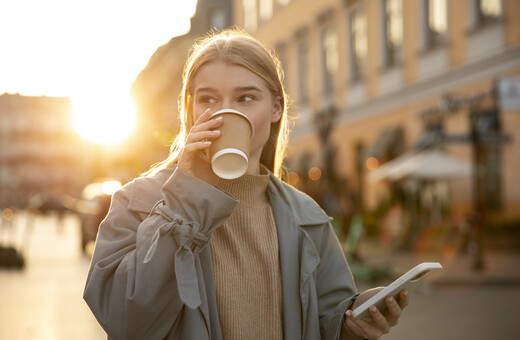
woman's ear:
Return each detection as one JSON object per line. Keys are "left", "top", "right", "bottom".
{"left": 271, "top": 96, "right": 283, "bottom": 123}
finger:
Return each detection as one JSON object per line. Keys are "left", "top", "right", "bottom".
{"left": 191, "top": 108, "right": 219, "bottom": 129}
{"left": 193, "top": 108, "right": 213, "bottom": 125}
{"left": 344, "top": 311, "right": 368, "bottom": 338}
{"left": 347, "top": 310, "right": 384, "bottom": 339}
{"left": 186, "top": 130, "right": 221, "bottom": 144}
{"left": 398, "top": 289, "right": 409, "bottom": 309}
{"left": 183, "top": 141, "right": 212, "bottom": 153}
{"left": 191, "top": 115, "right": 223, "bottom": 134}
{"left": 348, "top": 318, "right": 383, "bottom": 340}
{"left": 369, "top": 305, "right": 390, "bottom": 334}
{"left": 385, "top": 295, "right": 401, "bottom": 326}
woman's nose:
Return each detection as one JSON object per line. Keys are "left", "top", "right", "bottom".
{"left": 222, "top": 99, "right": 232, "bottom": 110}
{"left": 216, "top": 99, "right": 233, "bottom": 111}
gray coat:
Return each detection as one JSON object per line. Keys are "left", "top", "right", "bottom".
{"left": 84, "top": 167, "right": 363, "bottom": 340}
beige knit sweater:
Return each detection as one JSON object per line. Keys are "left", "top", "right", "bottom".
{"left": 210, "top": 169, "right": 283, "bottom": 340}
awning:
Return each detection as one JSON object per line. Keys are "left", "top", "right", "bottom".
{"left": 368, "top": 149, "right": 473, "bottom": 182}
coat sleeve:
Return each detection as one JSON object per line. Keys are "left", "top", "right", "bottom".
{"left": 315, "top": 222, "right": 365, "bottom": 340}
{"left": 83, "top": 168, "right": 238, "bottom": 340}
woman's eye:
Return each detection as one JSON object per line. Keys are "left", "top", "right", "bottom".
{"left": 201, "top": 97, "right": 216, "bottom": 104}
{"left": 238, "top": 95, "right": 254, "bottom": 102}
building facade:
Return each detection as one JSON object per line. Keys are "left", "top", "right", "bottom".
{"left": 131, "top": 0, "right": 234, "bottom": 170}
{"left": 233, "top": 0, "right": 520, "bottom": 226}
{"left": 0, "top": 94, "right": 85, "bottom": 209}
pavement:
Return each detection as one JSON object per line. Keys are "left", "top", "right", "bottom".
{"left": 1, "top": 211, "right": 519, "bottom": 339}
{"left": 0, "top": 211, "right": 105, "bottom": 340}
{"left": 352, "top": 235, "right": 520, "bottom": 340}
{"left": 354, "top": 234, "right": 520, "bottom": 288}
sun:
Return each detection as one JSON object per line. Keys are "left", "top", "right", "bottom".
{"left": 72, "top": 94, "right": 137, "bottom": 145}
{"left": 0, "top": 0, "right": 199, "bottom": 146}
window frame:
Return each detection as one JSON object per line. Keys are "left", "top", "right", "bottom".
{"left": 243, "top": 0, "right": 258, "bottom": 32}
{"left": 468, "top": 0, "right": 504, "bottom": 31}
{"left": 381, "top": 0, "right": 404, "bottom": 69}
{"left": 348, "top": 5, "right": 368, "bottom": 83}
{"left": 296, "top": 36, "right": 310, "bottom": 106}
{"left": 423, "top": 0, "right": 448, "bottom": 50}
{"left": 320, "top": 23, "right": 339, "bottom": 95}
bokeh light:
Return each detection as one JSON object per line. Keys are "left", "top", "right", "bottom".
{"left": 366, "top": 156, "right": 379, "bottom": 171}
{"left": 308, "top": 167, "right": 322, "bottom": 181}
{"left": 101, "top": 181, "right": 123, "bottom": 196}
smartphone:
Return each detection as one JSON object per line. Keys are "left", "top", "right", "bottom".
{"left": 352, "top": 262, "right": 442, "bottom": 319}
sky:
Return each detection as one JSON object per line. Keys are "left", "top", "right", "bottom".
{"left": 0, "top": 0, "right": 198, "bottom": 144}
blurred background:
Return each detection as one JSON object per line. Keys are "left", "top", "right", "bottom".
{"left": 1, "top": 0, "right": 519, "bottom": 339}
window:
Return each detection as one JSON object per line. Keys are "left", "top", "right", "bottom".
{"left": 349, "top": 8, "right": 367, "bottom": 81}
{"left": 297, "top": 40, "right": 309, "bottom": 105}
{"left": 259, "top": 0, "right": 273, "bottom": 21}
{"left": 382, "top": 0, "right": 403, "bottom": 67}
{"left": 321, "top": 25, "right": 338, "bottom": 93}
{"left": 478, "top": 0, "right": 502, "bottom": 24}
{"left": 426, "top": 0, "right": 447, "bottom": 48}
{"left": 467, "top": 0, "right": 505, "bottom": 60}
{"left": 243, "top": 0, "right": 258, "bottom": 32}
{"left": 469, "top": 0, "right": 503, "bottom": 29}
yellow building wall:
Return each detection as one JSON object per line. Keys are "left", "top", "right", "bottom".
{"left": 366, "top": 0, "right": 379, "bottom": 97}
{"left": 403, "top": 0, "right": 418, "bottom": 84}
{"left": 233, "top": 0, "right": 520, "bottom": 223}
{"left": 448, "top": 0, "right": 467, "bottom": 66}
{"left": 505, "top": 0, "right": 520, "bottom": 45}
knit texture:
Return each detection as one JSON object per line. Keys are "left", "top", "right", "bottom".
{"left": 210, "top": 169, "right": 283, "bottom": 340}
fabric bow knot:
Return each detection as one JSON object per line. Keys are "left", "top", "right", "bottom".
{"left": 144, "top": 201, "right": 207, "bottom": 309}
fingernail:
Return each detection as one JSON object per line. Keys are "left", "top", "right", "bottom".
{"left": 370, "top": 306, "right": 377, "bottom": 313}
{"left": 203, "top": 141, "right": 211, "bottom": 146}
{"left": 213, "top": 130, "right": 220, "bottom": 134}
{"left": 346, "top": 310, "right": 352, "bottom": 317}
{"left": 388, "top": 296, "right": 394, "bottom": 302}
{"left": 403, "top": 290, "right": 408, "bottom": 296}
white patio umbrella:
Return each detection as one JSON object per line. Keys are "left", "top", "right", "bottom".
{"left": 368, "top": 150, "right": 473, "bottom": 182}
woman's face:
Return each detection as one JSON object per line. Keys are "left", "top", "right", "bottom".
{"left": 191, "top": 60, "right": 282, "bottom": 165}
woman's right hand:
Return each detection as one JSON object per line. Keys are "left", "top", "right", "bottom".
{"left": 177, "top": 108, "right": 223, "bottom": 181}
{"left": 344, "top": 288, "right": 409, "bottom": 339}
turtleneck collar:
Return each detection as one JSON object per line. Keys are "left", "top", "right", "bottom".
{"left": 215, "top": 165, "right": 270, "bottom": 207}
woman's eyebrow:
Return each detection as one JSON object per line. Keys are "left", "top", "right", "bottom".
{"left": 234, "top": 86, "right": 262, "bottom": 93}
{"left": 195, "top": 87, "right": 218, "bottom": 95}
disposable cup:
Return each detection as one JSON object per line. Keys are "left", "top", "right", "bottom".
{"left": 208, "top": 109, "right": 254, "bottom": 179}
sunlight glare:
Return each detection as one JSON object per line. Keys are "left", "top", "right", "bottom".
{"left": 72, "top": 94, "right": 137, "bottom": 145}
{"left": 0, "top": 0, "right": 198, "bottom": 144}
{"left": 101, "top": 180, "right": 123, "bottom": 195}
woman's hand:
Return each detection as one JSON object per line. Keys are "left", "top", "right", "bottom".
{"left": 344, "top": 287, "right": 409, "bottom": 339}
{"left": 177, "top": 108, "right": 223, "bottom": 181}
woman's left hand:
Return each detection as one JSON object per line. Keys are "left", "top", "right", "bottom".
{"left": 344, "top": 288, "right": 409, "bottom": 339}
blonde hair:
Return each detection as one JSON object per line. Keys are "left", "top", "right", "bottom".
{"left": 142, "top": 28, "right": 290, "bottom": 178}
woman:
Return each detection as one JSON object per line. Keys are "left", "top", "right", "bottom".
{"left": 84, "top": 28, "right": 408, "bottom": 340}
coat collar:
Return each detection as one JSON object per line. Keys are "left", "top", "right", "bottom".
{"left": 125, "top": 166, "right": 331, "bottom": 227}
{"left": 267, "top": 172, "right": 331, "bottom": 226}
{"left": 266, "top": 173, "right": 328, "bottom": 340}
